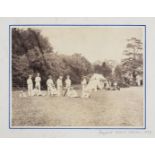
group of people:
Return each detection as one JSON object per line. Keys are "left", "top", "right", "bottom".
{"left": 26, "top": 73, "right": 89, "bottom": 98}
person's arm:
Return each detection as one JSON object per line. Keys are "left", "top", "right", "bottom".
{"left": 51, "top": 80, "right": 54, "bottom": 84}
{"left": 51, "top": 80, "right": 54, "bottom": 87}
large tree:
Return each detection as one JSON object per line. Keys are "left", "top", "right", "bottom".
{"left": 117, "top": 37, "right": 143, "bottom": 86}
{"left": 12, "top": 28, "right": 54, "bottom": 89}
{"left": 12, "top": 28, "right": 93, "bottom": 88}
{"left": 121, "top": 37, "right": 143, "bottom": 76}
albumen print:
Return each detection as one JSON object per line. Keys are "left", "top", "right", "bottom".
{"left": 11, "top": 25, "right": 145, "bottom": 128}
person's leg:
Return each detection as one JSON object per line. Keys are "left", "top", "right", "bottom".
{"left": 50, "top": 87, "right": 54, "bottom": 96}
{"left": 66, "top": 87, "right": 70, "bottom": 96}
{"left": 36, "top": 84, "right": 40, "bottom": 96}
{"left": 81, "top": 86, "right": 85, "bottom": 97}
{"left": 28, "top": 85, "right": 32, "bottom": 96}
{"left": 38, "top": 83, "right": 41, "bottom": 94}
{"left": 50, "top": 87, "right": 52, "bottom": 96}
{"left": 28, "top": 85, "right": 30, "bottom": 96}
{"left": 57, "top": 87, "right": 60, "bottom": 96}
{"left": 47, "top": 87, "right": 50, "bottom": 96}
{"left": 30, "top": 85, "right": 33, "bottom": 96}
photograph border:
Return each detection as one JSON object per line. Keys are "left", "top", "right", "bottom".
{"left": 9, "top": 24, "right": 147, "bottom": 130}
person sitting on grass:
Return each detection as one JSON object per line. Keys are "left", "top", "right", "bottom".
{"left": 30, "top": 88, "right": 46, "bottom": 96}
{"left": 66, "top": 87, "right": 78, "bottom": 98}
{"left": 81, "top": 87, "right": 91, "bottom": 98}
{"left": 112, "top": 81, "right": 120, "bottom": 91}
{"left": 19, "top": 90, "right": 27, "bottom": 98}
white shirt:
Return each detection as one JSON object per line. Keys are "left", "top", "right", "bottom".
{"left": 27, "top": 79, "right": 33, "bottom": 85}
{"left": 114, "top": 82, "right": 117, "bottom": 86}
{"left": 35, "top": 76, "right": 41, "bottom": 84}
{"left": 46, "top": 79, "right": 54, "bottom": 87}
{"left": 65, "top": 78, "right": 71, "bottom": 87}
{"left": 81, "top": 79, "right": 87, "bottom": 85}
{"left": 57, "top": 79, "right": 62, "bottom": 87}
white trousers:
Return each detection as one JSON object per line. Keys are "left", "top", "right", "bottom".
{"left": 57, "top": 86, "right": 62, "bottom": 96}
{"left": 35, "top": 83, "right": 41, "bottom": 95}
{"left": 28, "top": 84, "right": 33, "bottom": 96}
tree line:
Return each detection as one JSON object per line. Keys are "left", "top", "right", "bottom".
{"left": 12, "top": 28, "right": 143, "bottom": 89}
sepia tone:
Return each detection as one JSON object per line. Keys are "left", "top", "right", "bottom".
{"left": 11, "top": 26, "right": 144, "bottom": 128}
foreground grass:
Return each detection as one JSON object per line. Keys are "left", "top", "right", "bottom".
{"left": 12, "top": 86, "right": 144, "bottom": 127}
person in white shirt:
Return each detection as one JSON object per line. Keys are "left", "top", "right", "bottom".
{"left": 64, "top": 75, "right": 71, "bottom": 96}
{"left": 81, "top": 76, "right": 87, "bottom": 97}
{"left": 35, "top": 73, "right": 41, "bottom": 96}
{"left": 27, "top": 75, "right": 33, "bottom": 96}
{"left": 81, "top": 76, "right": 87, "bottom": 89}
{"left": 56, "top": 76, "right": 63, "bottom": 96}
{"left": 46, "top": 75, "right": 55, "bottom": 96}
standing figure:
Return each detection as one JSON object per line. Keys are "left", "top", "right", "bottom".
{"left": 64, "top": 75, "right": 71, "bottom": 96}
{"left": 35, "top": 73, "right": 41, "bottom": 96}
{"left": 56, "top": 76, "right": 63, "bottom": 96}
{"left": 81, "top": 76, "right": 87, "bottom": 98}
{"left": 113, "top": 81, "right": 117, "bottom": 90}
{"left": 46, "top": 75, "right": 55, "bottom": 96}
{"left": 27, "top": 75, "right": 33, "bottom": 96}
{"left": 136, "top": 75, "right": 141, "bottom": 86}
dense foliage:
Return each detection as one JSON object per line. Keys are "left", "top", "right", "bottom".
{"left": 12, "top": 28, "right": 143, "bottom": 89}
{"left": 115, "top": 37, "right": 143, "bottom": 86}
{"left": 12, "top": 28, "right": 93, "bottom": 89}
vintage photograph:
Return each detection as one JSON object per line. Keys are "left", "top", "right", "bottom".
{"left": 11, "top": 25, "right": 145, "bottom": 128}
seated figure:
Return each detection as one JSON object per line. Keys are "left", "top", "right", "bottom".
{"left": 67, "top": 87, "right": 78, "bottom": 98}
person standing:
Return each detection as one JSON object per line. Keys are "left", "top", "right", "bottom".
{"left": 136, "top": 74, "right": 141, "bottom": 86}
{"left": 64, "top": 75, "right": 71, "bottom": 96}
{"left": 56, "top": 76, "right": 63, "bottom": 96}
{"left": 46, "top": 75, "right": 54, "bottom": 96}
{"left": 27, "top": 75, "right": 33, "bottom": 96}
{"left": 81, "top": 76, "right": 87, "bottom": 97}
{"left": 114, "top": 81, "right": 118, "bottom": 90}
{"left": 35, "top": 73, "right": 41, "bottom": 96}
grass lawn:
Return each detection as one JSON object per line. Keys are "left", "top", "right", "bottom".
{"left": 12, "top": 86, "right": 144, "bottom": 127}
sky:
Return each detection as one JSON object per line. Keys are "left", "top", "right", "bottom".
{"left": 29, "top": 26, "right": 144, "bottom": 63}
